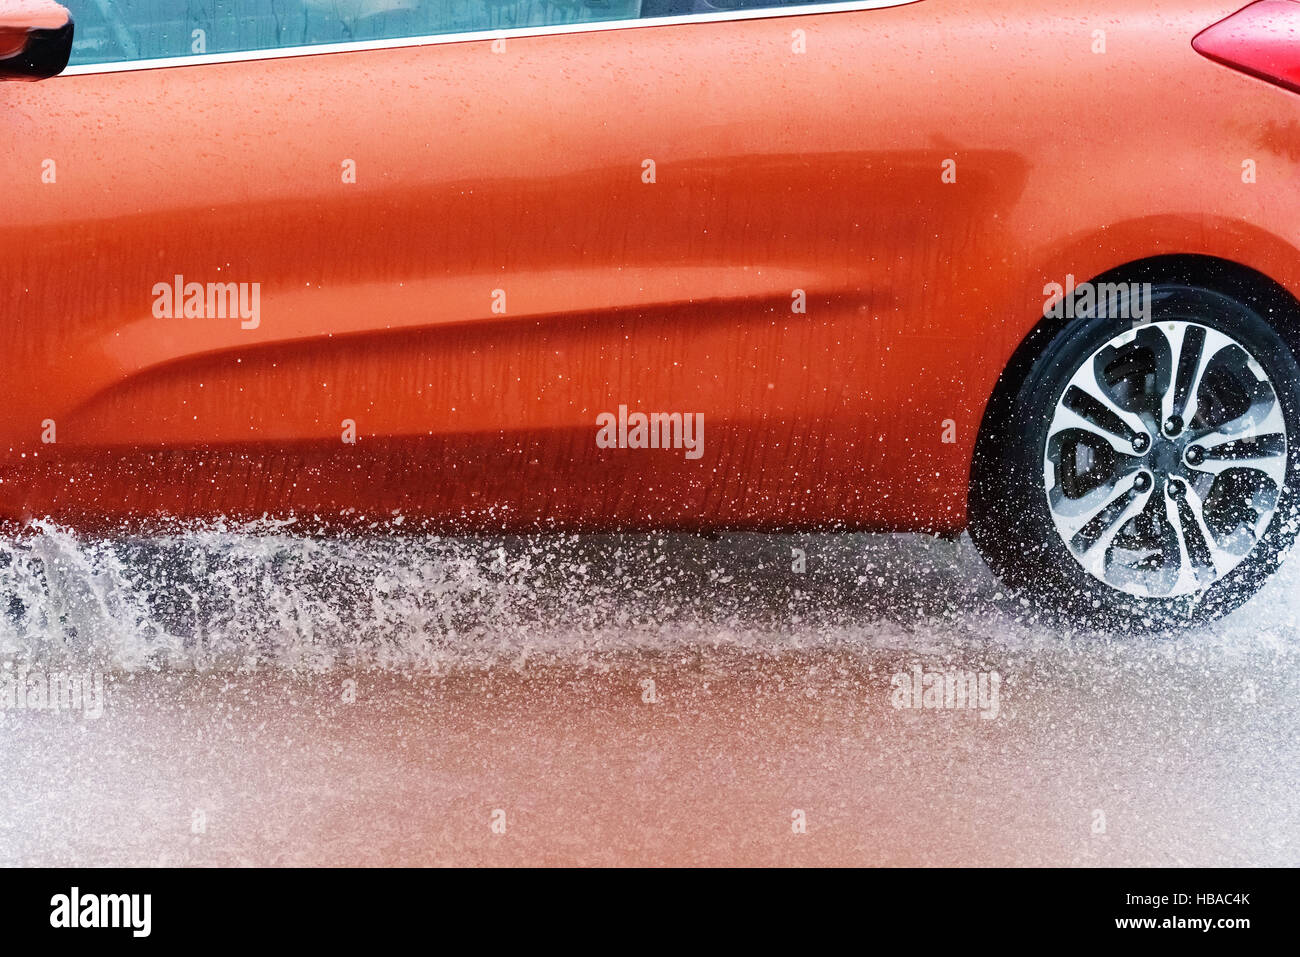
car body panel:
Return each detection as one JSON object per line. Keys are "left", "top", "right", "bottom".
{"left": 1, "top": 0, "right": 1298, "bottom": 531}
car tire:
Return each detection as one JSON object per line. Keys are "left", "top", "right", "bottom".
{"left": 969, "top": 282, "right": 1300, "bottom": 629}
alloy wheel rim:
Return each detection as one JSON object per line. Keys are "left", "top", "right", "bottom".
{"left": 1043, "top": 320, "right": 1288, "bottom": 598}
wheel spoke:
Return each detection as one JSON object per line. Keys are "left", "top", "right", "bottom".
{"left": 1052, "top": 471, "right": 1142, "bottom": 539}
{"left": 1047, "top": 404, "right": 1139, "bottom": 454}
{"left": 1162, "top": 491, "right": 1203, "bottom": 597}
{"left": 1054, "top": 357, "right": 1148, "bottom": 451}
{"left": 1193, "top": 402, "right": 1287, "bottom": 485}
{"left": 1160, "top": 323, "right": 1230, "bottom": 427}
{"left": 1071, "top": 477, "right": 1154, "bottom": 579}
{"left": 1168, "top": 483, "right": 1238, "bottom": 586}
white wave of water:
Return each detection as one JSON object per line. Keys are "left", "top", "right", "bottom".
{"left": 0, "top": 520, "right": 1295, "bottom": 672}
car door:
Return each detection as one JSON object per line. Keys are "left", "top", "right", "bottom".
{"left": 0, "top": 0, "right": 1002, "bottom": 531}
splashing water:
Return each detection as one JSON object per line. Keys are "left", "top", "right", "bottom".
{"left": 0, "top": 519, "right": 1296, "bottom": 674}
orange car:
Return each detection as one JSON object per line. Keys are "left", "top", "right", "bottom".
{"left": 2, "top": 0, "right": 1299, "bottom": 625}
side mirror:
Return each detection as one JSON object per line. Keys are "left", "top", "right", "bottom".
{"left": 0, "top": 0, "right": 73, "bottom": 81}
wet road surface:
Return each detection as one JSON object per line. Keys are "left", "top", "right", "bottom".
{"left": 1, "top": 528, "right": 1296, "bottom": 865}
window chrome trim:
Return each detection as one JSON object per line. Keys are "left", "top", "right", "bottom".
{"left": 59, "top": 0, "right": 919, "bottom": 75}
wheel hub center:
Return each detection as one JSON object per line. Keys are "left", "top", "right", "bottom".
{"left": 1150, "top": 438, "right": 1184, "bottom": 477}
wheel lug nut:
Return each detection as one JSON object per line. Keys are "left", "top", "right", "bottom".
{"left": 1168, "top": 478, "right": 1186, "bottom": 499}
{"left": 1186, "top": 445, "right": 1204, "bottom": 466}
{"left": 1132, "top": 434, "right": 1150, "bottom": 453}
{"left": 1133, "top": 472, "right": 1152, "bottom": 492}
{"left": 1164, "top": 415, "right": 1184, "bottom": 437}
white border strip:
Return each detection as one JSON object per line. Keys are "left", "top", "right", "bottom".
{"left": 60, "top": 0, "right": 917, "bottom": 75}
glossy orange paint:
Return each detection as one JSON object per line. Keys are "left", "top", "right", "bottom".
{"left": 1, "top": 0, "right": 1298, "bottom": 532}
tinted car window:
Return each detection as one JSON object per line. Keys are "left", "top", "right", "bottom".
{"left": 62, "top": 0, "right": 646, "bottom": 65}
{"left": 60, "top": 0, "right": 845, "bottom": 67}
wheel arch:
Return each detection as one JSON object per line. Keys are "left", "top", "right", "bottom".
{"left": 968, "top": 253, "right": 1300, "bottom": 519}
